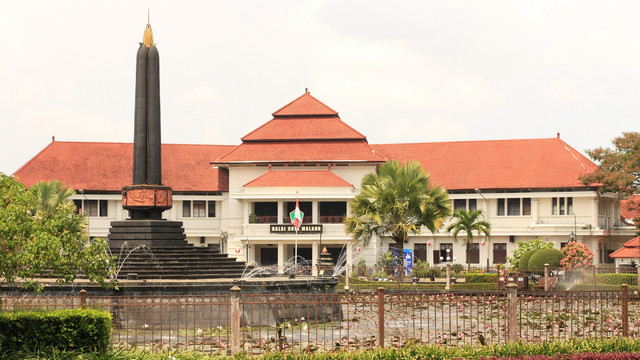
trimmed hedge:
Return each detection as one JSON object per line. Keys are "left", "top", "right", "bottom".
{"left": 596, "top": 273, "right": 638, "bottom": 286}
{"left": 529, "top": 248, "right": 563, "bottom": 269}
{"left": 0, "top": 308, "right": 111, "bottom": 353}
{"left": 519, "top": 249, "right": 539, "bottom": 271}
{"left": 466, "top": 273, "right": 498, "bottom": 284}
{"left": 453, "top": 283, "right": 500, "bottom": 291}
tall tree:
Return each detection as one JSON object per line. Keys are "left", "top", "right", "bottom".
{"left": 580, "top": 132, "right": 640, "bottom": 198}
{"left": 445, "top": 209, "right": 491, "bottom": 269}
{"left": 0, "top": 174, "right": 113, "bottom": 292}
{"left": 345, "top": 160, "right": 451, "bottom": 284}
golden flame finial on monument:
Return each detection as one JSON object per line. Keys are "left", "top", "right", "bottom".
{"left": 143, "top": 10, "right": 154, "bottom": 47}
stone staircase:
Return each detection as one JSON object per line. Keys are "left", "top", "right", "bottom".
{"left": 111, "top": 245, "right": 253, "bottom": 280}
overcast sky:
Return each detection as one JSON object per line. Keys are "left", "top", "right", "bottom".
{"left": 2, "top": 1, "right": 639, "bottom": 175}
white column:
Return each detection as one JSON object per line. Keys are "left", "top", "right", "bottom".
{"left": 243, "top": 200, "right": 249, "bottom": 230}
{"left": 277, "top": 200, "right": 284, "bottom": 224}
{"left": 312, "top": 240, "right": 319, "bottom": 276}
{"left": 531, "top": 198, "right": 539, "bottom": 223}
{"left": 312, "top": 201, "right": 319, "bottom": 223}
{"left": 591, "top": 198, "right": 599, "bottom": 229}
{"left": 277, "top": 241, "right": 285, "bottom": 274}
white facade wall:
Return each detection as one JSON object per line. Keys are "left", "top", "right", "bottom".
{"left": 75, "top": 166, "right": 637, "bottom": 269}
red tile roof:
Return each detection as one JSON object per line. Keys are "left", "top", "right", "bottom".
{"left": 13, "top": 141, "right": 233, "bottom": 192}
{"left": 620, "top": 196, "right": 640, "bottom": 225}
{"left": 609, "top": 236, "right": 640, "bottom": 258}
{"left": 372, "top": 137, "right": 598, "bottom": 190}
{"left": 244, "top": 170, "right": 353, "bottom": 187}
{"left": 272, "top": 92, "right": 338, "bottom": 117}
{"left": 216, "top": 141, "right": 386, "bottom": 163}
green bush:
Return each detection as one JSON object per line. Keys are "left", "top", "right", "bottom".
{"left": 450, "top": 264, "right": 465, "bottom": 274}
{"left": 452, "top": 283, "right": 499, "bottom": 290}
{"left": 411, "top": 260, "right": 431, "bottom": 278}
{"left": 518, "top": 249, "right": 539, "bottom": 272}
{"left": 465, "top": 273, "right": 497, "bottom": 284}
{"left": 596, "top": 273, "right": 638, "bottom": 286}
{"left": 528, "top": 248, "right": 563, "bottom": 270}
{"left": 0, "top": 308, "right": 111, "bottom": 353}
{"left": 356, "top": 258, "right": 367, "bottom": 277}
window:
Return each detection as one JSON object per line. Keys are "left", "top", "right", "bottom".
{"left": 182, "top": 201, "right": 191, "bottom": 217}
{"left": 74, "top": 199, "right": 108, "bottom": 217}
{"left": 182, "top": 200, "right": 216, "bottom": 218}
{"left": 507, "top": 198, "right": 520, "bottom": 215}
{"left": 469, "top": 199, "right": 477, "bottom": 211}
{"left": 552, "top": 197, "right": 573, "bottom": 215}
{"left": 497, "top": 198, "right": 531, "bottom": 216}
{"left": 453, "top": 199, "right": 477, "bottom": 212}
{"left": 493, "top": 243, "right": 507, "bottom": 264}
{"left": 467, "top": 243, "right": 480, "bottom": 264}
{"left": 319, "top": 201, "right": 347, "bottom": 223}
{"left": 208, "top": 201, "right": 216, "bottom": 217}
{"left": 522, "top": 198, "right": 531, "bottom": 215}
{"left": 193, "top": 201, "right": 206, "bottom": 217}
{"left": 252, "top": 202, "right": 277, "bottom": 223}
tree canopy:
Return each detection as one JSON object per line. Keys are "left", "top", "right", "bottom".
{"left": 0, "top": 174, "right": 113, "bottom": 292}
{"left": 446, "top": 209, "right": 491, "bottom": 268}
{"left": 580, "top": 132, "right": 640, "bottom": 197}
{"left": 344, "top": 160, "right": 451, "bottom": 282}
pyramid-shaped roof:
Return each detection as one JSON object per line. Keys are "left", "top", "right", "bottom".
{"left": 609, "top": 236, "right": 640, "bottom": 258}
{"left": 219, "top": 92, "right": 379, "bottom": 164}
{"left": 272, "top": 91, "right": 338, "bottom": 117}
{"left": 241, "top": 91, "right": 366, "bottom": 142}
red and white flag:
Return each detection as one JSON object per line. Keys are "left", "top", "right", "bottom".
{"left": 289, "top": 198, "right": 304, "bottom": 229}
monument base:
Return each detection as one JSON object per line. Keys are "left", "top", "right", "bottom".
{"left": 108, "top": 220, "right": 187, "bottom": 247}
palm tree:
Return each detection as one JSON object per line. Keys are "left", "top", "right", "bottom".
{"left": 446, "top": 209, "right": 491, "bottom": 270}
{"left": 30, "top": 180, "right": 77, "bottom": 217}
{"left": 345, "top": 160, "right": 451, "bottom": 284}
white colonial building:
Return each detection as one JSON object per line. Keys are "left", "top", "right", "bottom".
{"left": 13, "top": 92, "right": 636, "bottom": 270}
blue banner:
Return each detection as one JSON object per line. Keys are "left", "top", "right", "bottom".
{"left": 392, "top": 248, "right": 413, "bottom": 275}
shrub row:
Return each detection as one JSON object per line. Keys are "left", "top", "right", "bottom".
{"left": 466, "top": 273, "right": 498, "bottom": 283}
{"left": 0, "top": 308, "right": 111, "bottom": 353}
{"left": 596, "top": 273, "right": 638, "bottom": 286}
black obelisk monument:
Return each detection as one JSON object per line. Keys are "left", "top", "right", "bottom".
{"left": 108, "top": 19, "right": 186, "bottom": 247}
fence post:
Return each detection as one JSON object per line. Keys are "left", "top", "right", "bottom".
{"left": 80, "top": 289, "right": 86, "bottom": 309}
{"left": 622, "top": 284, "right": 629, "bottom": 337}
{"left": 592, "top": 265, "right": 597, "bottom": 291}
{"left": 445, "top": 264, "right": 451, "bottom": 291}
{"left": 230, "top": 285, "right": 242, "bottom": 354}
{"left": 345, "top": 266, "right": 350, "bottom": 291}
{"left": 377, "top": 287, "right": 385, "bottom": 347}
{"left": 506, "top": 283, "right": 518, "bottom": 342}
{"left": 544, "top": 264, "right": 549, "bottom": 292}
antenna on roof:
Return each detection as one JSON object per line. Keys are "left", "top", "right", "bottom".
{"left": 305, "top": 87, "right": 309, "bottom": 94}
{"left": 557, "top": 132, "right": 560, "bottom": 138}
{"left": 52, "top": 135, "right": 55, "bottom": 142}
